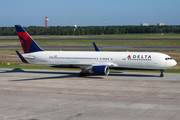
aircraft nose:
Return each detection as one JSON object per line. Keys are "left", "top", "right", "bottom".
{"left": 173, "top": 60, "right": 177, "bottom": 66}
{"left": 166, "top": 59, "right": 177, "bottom": 68}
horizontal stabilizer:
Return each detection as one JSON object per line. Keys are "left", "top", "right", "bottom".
{"left": 3, "top": 54, "right": 18, "bottom": 57}
{"left": 16, "top": 51, "right": 30, "bottom": 64}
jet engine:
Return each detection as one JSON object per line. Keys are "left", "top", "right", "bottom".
{"left": 92, "top": 66, "right": 109, "bottom": 75}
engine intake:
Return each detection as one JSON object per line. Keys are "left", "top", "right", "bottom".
{"left": 92, "top": 66, "right": 109, "bottom": 75}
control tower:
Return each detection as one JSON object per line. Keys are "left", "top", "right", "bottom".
{"left": 44, "top": 16, "right": 49, "bottom": 28}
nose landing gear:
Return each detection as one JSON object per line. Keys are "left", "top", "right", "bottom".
{"left": 160, "top": 70, "right": 164, "bottom": 77}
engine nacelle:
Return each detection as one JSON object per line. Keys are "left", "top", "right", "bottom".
{"left": 92, "top": 66, "right": 109, "bottom": 75}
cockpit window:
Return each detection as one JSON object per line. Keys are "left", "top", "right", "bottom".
{"left": 165, "top": 58, "right": 173, "bottom": 60}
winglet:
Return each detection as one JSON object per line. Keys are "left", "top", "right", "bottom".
{"left": 16, "top": 51, "right": 30, "bottom": 64}
{"left": 93, "top": 42, "right": 101, "bottom": 51}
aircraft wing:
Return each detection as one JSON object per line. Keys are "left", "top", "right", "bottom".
{"left": 50, "top": 62, "right": 118, "bottom": 69}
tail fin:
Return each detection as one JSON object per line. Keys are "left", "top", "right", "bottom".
{"left": 93, "top": 42, "right": 101, "bottom": 51}
{"left": 15, "top": 25, "right": 43, "bottom": 53}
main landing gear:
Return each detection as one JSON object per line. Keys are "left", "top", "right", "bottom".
{"left": 160, "top": 70, "right": 164, "bottom": 77}
{"left": 79, "top": 69, "right": 90, "bottom": 77}
{"left": 79, "top": 72, "right": 89, "bottom": 77}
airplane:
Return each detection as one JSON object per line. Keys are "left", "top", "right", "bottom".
{"left": 14, "top": 25, "right": 177, "bottom": 77}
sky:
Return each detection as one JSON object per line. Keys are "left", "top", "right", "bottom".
{"left": 1, "top": 0, "right": 180, "bottom": 27}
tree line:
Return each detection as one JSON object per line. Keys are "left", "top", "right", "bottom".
{"left": 0, "top": 25, "right": 180, "bottom": 36}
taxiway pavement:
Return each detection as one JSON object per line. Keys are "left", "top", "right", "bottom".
{"left": 0, "top": 68, "right": 180, "bottom": 120}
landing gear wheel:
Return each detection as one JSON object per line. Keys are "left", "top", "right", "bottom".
{"left": 160, "top": 73, "right": 164, "bottom": 77}
{"left": 160, "top": 70, "right": 164, "bottom": 77}
{"left": 84, "top": 73, "right": 89, "bottom": 77}
{"left": 79, "top": 73, "right": 84, "bottom": 77}
{"left": 79, "top": 73, "right": 89, "bottom": 77}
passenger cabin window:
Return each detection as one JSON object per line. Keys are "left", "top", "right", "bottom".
{"left": 165, "top": 58, "right": 173, "bottom": 60}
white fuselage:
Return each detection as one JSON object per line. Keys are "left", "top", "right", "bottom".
{"left": 23, "top": 51, "right": 177, "bottom": 70}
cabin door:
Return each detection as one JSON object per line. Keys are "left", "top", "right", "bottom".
{"left": 154, "top": 56, "right": 158, "bottom": 64}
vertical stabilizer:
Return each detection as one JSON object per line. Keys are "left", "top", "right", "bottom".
{"left": 15, "top": 25, "right": 43, "bottom": 53}
{"left": 93, "top": 42, "right": 101, "bottom": 51}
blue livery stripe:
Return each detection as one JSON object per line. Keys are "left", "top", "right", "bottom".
{"left": 15, "top": 25, "right": 26, "bottom": 32}
{"left": 29, "top": 40, "right": 43, "bottom": 53}
{"left": 19, "top": 36, "right": 27, "bottom": 53}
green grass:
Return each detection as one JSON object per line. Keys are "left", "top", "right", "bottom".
{"left": 1, "top": 39, "right": 180, "bottom": 46}
{"left": 0, "top": 65, "right": 81, "bottom": 71}
{"left": 126, "top": 69, "right": 180, "bottom": 73}
{"left": 1, "top": 34, "right": 180, "bottom": 46}
{"left": 1, "top": 33, "right": 180, "bottom": 39}
{"left": 36, "top": 40, "right": 180, "bottom": 46}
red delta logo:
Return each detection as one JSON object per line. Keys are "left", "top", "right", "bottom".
{"left": 127, "top": 55, "right": 151, "bottom": 59}
{"left": 127, "top": 55, "right": 131, "bottom": 59}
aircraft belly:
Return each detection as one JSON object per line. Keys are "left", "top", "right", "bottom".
{"left": 118, "top": 59, "right": 163, "bottom": 69}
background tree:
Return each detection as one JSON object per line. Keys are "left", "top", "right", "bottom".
{"left": 1, "top": 25, "right": 180, "bottom": 36}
